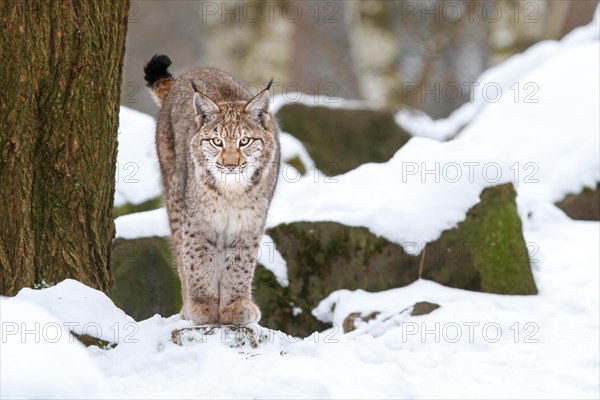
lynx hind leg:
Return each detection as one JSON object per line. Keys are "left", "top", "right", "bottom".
{"left": 172, "top": 236, "right": 189, "bottom": 319}
{"left": 163, "top": 184, "right": 190, "bottom": 318}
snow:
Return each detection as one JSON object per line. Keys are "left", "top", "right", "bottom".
{"left": 115, "top": 208, "right": 170, "bottom": 239}
{"left": 458, "top": 41, "right": 600, "bottom": 210}
{"left": 2, "top": 214, "right": 598, "bottom": 398}
{"left": 11, "top": 279, "right": 135, "bottom": 343}
{"left": 314, "top": 217, "right": 599, "bottom": 399}
{"left": 0, "top": 297, "right": 111, "bottom": 399}
{"left": 269, "top": 137, "right": 517, "bottom": 248}
{"left": 258, "top": 235, "right": 289, "bottom": 287}
{"left": 2, "top": 12, "right": 598, "bottom": 400}
{"left": 278, "top": 130, "right": 317, "bottom": 173}
{"left": 115, "top": 107, "right": 161, "bottom": 207}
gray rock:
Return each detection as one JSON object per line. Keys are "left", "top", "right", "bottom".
{"left": 555, "top": 184, "right": 599, "bottom": 221}
{"left": 276, "top": 103, "right": 412, "bottom": 174}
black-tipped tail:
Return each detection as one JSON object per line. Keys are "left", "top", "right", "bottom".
{"left": 144, "top": 54, "right": 173, "bottom": 87}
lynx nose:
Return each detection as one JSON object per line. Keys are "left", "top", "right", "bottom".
{"left": 224, "top": 164, "right": 237, "bottom": 172}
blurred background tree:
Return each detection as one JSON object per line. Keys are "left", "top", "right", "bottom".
{"left": 122, "top": 0, "right": 597, "bottom": 118}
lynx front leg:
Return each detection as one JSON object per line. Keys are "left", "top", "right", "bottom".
{"left": 219, "top": 234, "right": 262, "bottom": 325}
{"left": 182, "top": 228, "right": 220, "bottom": 324}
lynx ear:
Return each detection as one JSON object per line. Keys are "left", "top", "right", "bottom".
{"left": 192, "top": 81, "right": 220, "bottom": 125}
{"left": 245, "top": 79, "right": 272, "bottom": 123}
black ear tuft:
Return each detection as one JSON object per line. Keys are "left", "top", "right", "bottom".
{"left": 245, "top": 83, "right": 271, "bottom": 126}
{"left": 266, "top": 78, "right": 274, "bottom": 91}
{"left": 144, "top": 54, "right": 173, "bottom": 87}
{"left": 192, "top": 82, "right": 221, "bottom": 123}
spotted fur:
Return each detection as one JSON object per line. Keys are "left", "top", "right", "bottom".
{"left": 146, "top": 55, "right": 280, "bottom": 325}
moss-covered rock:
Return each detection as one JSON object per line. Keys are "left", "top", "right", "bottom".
{"left": 283, "top": 155, "right": 307, "bottom": 176}
{"left": 111, "top": 237, "right": 181, "bottom": 321}
{"left": 425, "top": 183, "right": 536, "bottom": 295}
{"left": 410, "top": 301, "right": 441, "bottom": 317}
{"left": 342, "top": 311, "right": 381, "bottom": 333}
{"left": 555, "top": 184, "right": 599, "bottom": 221}
{"left": 71, "top": 332, "right": 117, "bottom": 350}
{"left": 171, "top": 325, "right": 269, "bottom": 350}
{"left": 340, "top": 302, "right": 441, "bottom": 334}
{"left": 261, "top": 221, "right": 412, "bottom": 335}
{"left": 113, "top": 196, "right": 163, "bottom": 218}
{"left": 256, "top": 183, "right": 536, "bottom": 336}
{"left": 276, "top": 104, "right": 412, "bottom": 174}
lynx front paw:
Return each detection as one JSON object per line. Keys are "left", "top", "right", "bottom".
{"left": 186, "top": 301, "right": 219, "bottom": 325}
{"left": 219, "top": 299, "right": 261, "bottom": 325}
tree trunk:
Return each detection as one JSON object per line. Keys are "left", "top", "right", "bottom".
{"left": 0, "top": 1, "right": 129, "bottom": 295}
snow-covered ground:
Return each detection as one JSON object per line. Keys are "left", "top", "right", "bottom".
{"left": 1, "top": 10, "right": 599, "bottom": 400}
{"left": 2, "top": 215, "right": 598, "bottom": 398}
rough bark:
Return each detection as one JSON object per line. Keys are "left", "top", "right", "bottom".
{"left": 0, "top": 1, "right": 129, "bottom": 295}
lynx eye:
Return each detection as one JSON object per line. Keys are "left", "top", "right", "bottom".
{"left": 239, "top": 137, "right": 252, "bottom": 147}
{"left": 211, "top": 137, "right": 223, "bottom": 147}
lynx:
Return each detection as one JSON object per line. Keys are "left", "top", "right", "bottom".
{"left": 143, "top": 55, "right": 280, "bottom": 325}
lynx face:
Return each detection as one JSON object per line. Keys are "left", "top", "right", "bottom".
{"left": 190, "top": 86, "right": 275, "bottom": 186}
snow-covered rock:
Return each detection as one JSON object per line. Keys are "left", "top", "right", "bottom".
{"left": 0, "top": 297, "right": 111, "bottom": 399}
